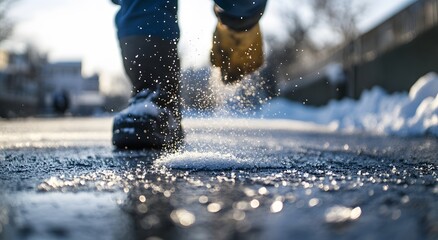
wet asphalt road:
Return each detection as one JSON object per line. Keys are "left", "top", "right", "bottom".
{"left": 0, "top": 117, "right": 437, "bottom": 240}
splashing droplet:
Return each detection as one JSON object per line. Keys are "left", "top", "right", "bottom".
{"left": 170, "top": 209, "right": 196, "bottom": 227}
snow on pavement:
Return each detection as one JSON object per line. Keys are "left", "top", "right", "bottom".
{"left": 159, "top": 73, "right": 437, "bottom": 170}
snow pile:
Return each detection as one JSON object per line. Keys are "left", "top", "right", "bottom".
{"left": 260, "top": 72, "right": 438, "bottom": 136}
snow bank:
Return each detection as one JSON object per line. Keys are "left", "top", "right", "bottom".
{"left": 259, "top": 72, "right": 438, "bottom": 136}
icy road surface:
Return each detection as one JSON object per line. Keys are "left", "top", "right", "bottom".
{"left": 0, "top": 117, "right": 437, "bottom": 240}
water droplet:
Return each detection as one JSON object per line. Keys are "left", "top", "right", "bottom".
{"left": 207, "top": 203, "right": 222, "bottom": 213}
{"left": 170, "top": 209, "right": 196, "bottom": 227}
{"left": 258, "top": 187, "right": 268, "bottom": 195}
{"left": 199, "top": 195, "right": 208, "bottom": 204}
{"left": 325, "top": 206, "right": 361, "bottom": 223}
{"left": 308, "top": 198, "right": 319, "bottom": 207}
{"left": 270, "top": 201, "right": 283, "bottom": 213}
{"left": 250, "top": 199, "right": 260, "bottom": 208}
{"left": 233, "top": 210, "right": 246, "bottom": 221}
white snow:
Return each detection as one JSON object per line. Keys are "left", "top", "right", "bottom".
{"left": 157, "top": 73, "right": 437, "bottom": 171}
{"left": 156, "top": 149, "right": 293, "bottom": 171}
{"left": 156, "top": 152, "right": 253, "bottom": 170}
{"left": 259, "top": 72, "right": 438, "bottom": 136}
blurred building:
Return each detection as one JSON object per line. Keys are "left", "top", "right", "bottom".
{"left": 0, "top": 48, "right": 42, "bottom": 117}
{"left": 41, "top": 62, "right": 104, "bottom": 116}
{"left": 280, "top": 0, "right": 438, "bottom": 106}
{"left": 0, "top": 48, "right": 104, "bottom": 118}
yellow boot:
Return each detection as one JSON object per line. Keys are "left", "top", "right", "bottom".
{"left": 211, "top": 22, "right": 264, "bottom": 84}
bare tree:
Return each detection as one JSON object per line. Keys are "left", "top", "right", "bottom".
{"left": 271, "top": 8, "right": 319, "bottom": 73}
{"left": 0, "top": 0, "right": 14, "bottom": 43}
{"left": 311, "top": 0, "right": 367, "bottom": 42}
{"left": 262, "top": 0, "right": 368, "bottom": 91}
{"left": 261, "top": 1, "right": 320, "bottom": 97}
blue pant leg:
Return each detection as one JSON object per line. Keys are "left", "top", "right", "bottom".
{"left": 115, "top": 0, "right": 179, "bottom": 40}
{"left": 213, "top": 0, "right": 267, "bottom": 31}
{"left": 214, "top": 0, "right": 267, "bottom": 17}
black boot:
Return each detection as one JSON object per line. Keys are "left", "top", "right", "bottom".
{"left": 112, "top": 36, "right": 183, "bottom": 150}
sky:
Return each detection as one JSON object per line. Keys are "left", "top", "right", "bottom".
{"left": 3, "top": 0, "right": 415, "bottom": 78}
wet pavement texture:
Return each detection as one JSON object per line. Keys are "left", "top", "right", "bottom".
{"left": 0, "top": 117, "right": 437, "bottom": 240}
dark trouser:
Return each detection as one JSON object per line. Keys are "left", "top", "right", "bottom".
{"left": 115, "top": 0, "right": 268, "bottom": 40}
{"left": 114, "top": 0, "right": 267, "bottom": 102}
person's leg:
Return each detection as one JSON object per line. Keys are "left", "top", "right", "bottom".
{"left": 211, "top": 0, "right": 268, "bottom": 83}
{"left": 112, "top": 0, "right": 183, "bottom": 150}
{"left": 213, "top": 0, "right": 267, "bottom": 31}
{"left": 114, "top": 0, "right": 179, "bottom": 41}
